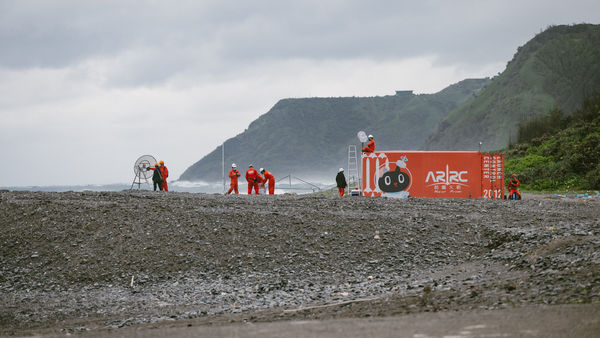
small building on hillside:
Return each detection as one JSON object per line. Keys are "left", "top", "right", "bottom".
{"left": 395, "top": 90, "right": 414, "bottom": 97}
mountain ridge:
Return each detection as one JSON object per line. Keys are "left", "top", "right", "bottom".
{"left": 181, "top": 24, "right": 600, "bottom": 182}
{"left": 180, "top": 78, "right": 489, "bottom": 182}
{"left": 424, "top": 24, "right": 600, "bottom": 151}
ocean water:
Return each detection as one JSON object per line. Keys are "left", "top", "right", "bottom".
{"left": 1, "top": 179, "right": 332, "bottom": 194}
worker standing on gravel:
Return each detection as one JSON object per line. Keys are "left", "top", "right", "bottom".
{"left": 336, "top": 168, "right": 347, "bottom": 196}
{"left": 245, "top": 164, "right": 260, "bottom": 195}
{"left": 159, "top": 160, "right": 169, "bottom": 192}
{"left": 362, "top": 134, "right": 375, "bottom": 154}
{"left": 226, "top": 163, "right": 241, "bottom": 194}
{"left": 151, "top": 163, "right": 163, "bottom": 191}
{"left": 260, "top": 168, "right": 276, "bottom": 195}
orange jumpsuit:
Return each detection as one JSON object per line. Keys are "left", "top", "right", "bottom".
{"left": 508, "top": 178, "right": 521, "bottom": 199}
{"left": 227, "top": 169, "right": 241, "bottom": 194}
{"left": 245, "top": 168, "right": 260, "bottom": 194}
{"left": 262, "top": 170, "right": 275, "bottom": 195}
{"left": 256, "top": 175, "right": 265, "bottom": 194}
{"left": 362, "top": 139, "right": 375, "bottom": 154}
{"left": 159, "top": 165, "right": 169, "bottom": 192}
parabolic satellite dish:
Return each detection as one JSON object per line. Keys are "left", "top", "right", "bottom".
{"left": 130, "top": 154, "right": 157, "bottom": 189}
{"left": 357, "top": 131, "right": 368, "bottom": 143}
{"left": 134, "top": 155, "right": 157, "bottom": 179}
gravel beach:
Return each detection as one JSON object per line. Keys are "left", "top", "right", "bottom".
{"left": 0, "top": 190, "right": 599, "bottom": 336}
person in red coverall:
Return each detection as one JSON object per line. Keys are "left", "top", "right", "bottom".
{"left": 362, "top": 134, "right": 375, "bottom": 154}
{"left": 256, "top": 173, "right": 266, "bottom": 194}
{"left": 226, "top": 163, "right": 241, "bottom": 194}
{"left": 507, "top": 173, "right": 521, "bottom": 200}
{"left": 245, "top": 164, "right": 260, "bottom": 194}
{"left": 159, "top": 160, "right": 169, "bottom": 192}
{"left": 260, "top": 168, "right": 275, "bottom": 195}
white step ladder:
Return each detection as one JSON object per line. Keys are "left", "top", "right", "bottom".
{"left": 347, "top": 145, "right": 361, "bottom": 193}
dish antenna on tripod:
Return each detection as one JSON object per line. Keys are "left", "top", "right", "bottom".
{"left": 357, "top": 131, "right": 368, "bottom": 143}
{"left": 130, "top": 154, "right": 157, "bottom": 190}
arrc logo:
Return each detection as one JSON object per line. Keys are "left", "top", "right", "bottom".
{"left": 425, "top": 165, "right": 469, "bottom": 186}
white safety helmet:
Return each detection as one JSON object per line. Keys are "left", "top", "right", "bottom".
{"left": 231, "top": 163, "right": 237, "bottom": 168}
{"left": 368, "top": 134, "right": 373, "bottom": 139}
{"left": 339, "top": 168, "right": 344, "bottom": 172}
{"left": 260, "top": 168, "right": 264, "bottom": 173}
{"left": 249, "top": 164, "right": 253, "bottom": 167}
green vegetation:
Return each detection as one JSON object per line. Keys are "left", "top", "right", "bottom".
{"left": 504, "top": 92, "right": 600, "bottom": 191}
{"left": 181, "top": 24, "right": 600, "bottom": 187}
{"left": 426, "top": 24, "right": 600, "bottom": 152}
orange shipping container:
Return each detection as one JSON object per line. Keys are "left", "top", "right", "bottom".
{"left": 361, "top": 151, "right": 504, "bottom": 199}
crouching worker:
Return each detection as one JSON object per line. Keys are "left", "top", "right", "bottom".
{"left": 260, "top": 168, "right": 275, "bottom": 195}
{"left": 507, "top": 173, "right": 522, "bottom": 200}
{"left": 336, "top": 168, "right": 347, "bottom": 197}
{"left": 362, "top": 134, "right": 375, "bottom": 154}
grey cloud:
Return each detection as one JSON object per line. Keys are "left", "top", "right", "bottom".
{"left": 1, "top": 0, "right": 598, "bottom": 84}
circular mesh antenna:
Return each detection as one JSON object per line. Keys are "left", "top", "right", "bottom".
{"left": 357, "top": 131, "right": 368, "bottom": 143}
{"left": 133, "top": 155, "right": 157, "bottom": 180}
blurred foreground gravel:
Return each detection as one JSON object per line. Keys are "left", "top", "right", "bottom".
{"left": 0, "top": 190, "right": 598, "bottom": 336}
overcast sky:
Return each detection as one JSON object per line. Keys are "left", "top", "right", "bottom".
{"left": 1, "top": 0, "right": 599, "bottom": 186}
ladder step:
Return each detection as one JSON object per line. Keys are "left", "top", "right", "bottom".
{"left": 347, "top": 145, "right": 361, "bottom": 190}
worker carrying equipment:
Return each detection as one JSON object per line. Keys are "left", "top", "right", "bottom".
{"left": 362, "top": 134, "right": 375, "bottom": 154}
{"left": 336, "top": 168, "right": 347, "bottom": 196}
{"left": 260, "top": 168, "right": 275, "bottom": 195}
{"left": 507, "top": 173, "right": 521, "bottom": 200}
{"left": 245, "top": 164, "right": 260, "bottom": 195}
{"left": 227, "top": 163, "right": 241, "bottom": 194}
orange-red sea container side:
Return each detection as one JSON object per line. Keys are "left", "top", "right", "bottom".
{"left": 361, "top": 151, "right": 504, "bottom": 199}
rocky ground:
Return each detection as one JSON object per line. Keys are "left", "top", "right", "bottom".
{"left": 0, "top": 190, "right": 599, "bottom": 336}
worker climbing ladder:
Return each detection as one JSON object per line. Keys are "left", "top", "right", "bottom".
{"left": 347, "top": 145, "right": 361, "bottom": 193}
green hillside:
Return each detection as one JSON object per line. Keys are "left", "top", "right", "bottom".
{"left": 180, "top": 79, "right": 490, "bottom": 182}
{"left": 425, "top": 24, "right": 600, "bottom": 151}
{"left": 181, "top": 24, "right": 600, "bottom": 183}
{"left": 503, "top": 92, "right": 600, "bottom": 191}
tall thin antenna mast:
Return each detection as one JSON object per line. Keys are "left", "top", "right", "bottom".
{"left": 222, "top": 143, "right": 225, "bottom": 193}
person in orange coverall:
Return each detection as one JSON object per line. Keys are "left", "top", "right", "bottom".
{"left": 226, "top": 163, "right": 241, "bottom": 194}
{"left": 507, "top": 173, "right": 521, "bottom": 200}
{"left": 362, "top": 134, "right": 375, "bottom": 154}
{"left": 256, "top": 173, "right": 266, "bottom": 194}
{"left": 245, "top": 164, "right": 260, "bottom": 194}
{"left": 260, "top": 168, "right": 275, "bottom": 195}
{"left": 158, "top": 160, "right": 169, "bottom": 192}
